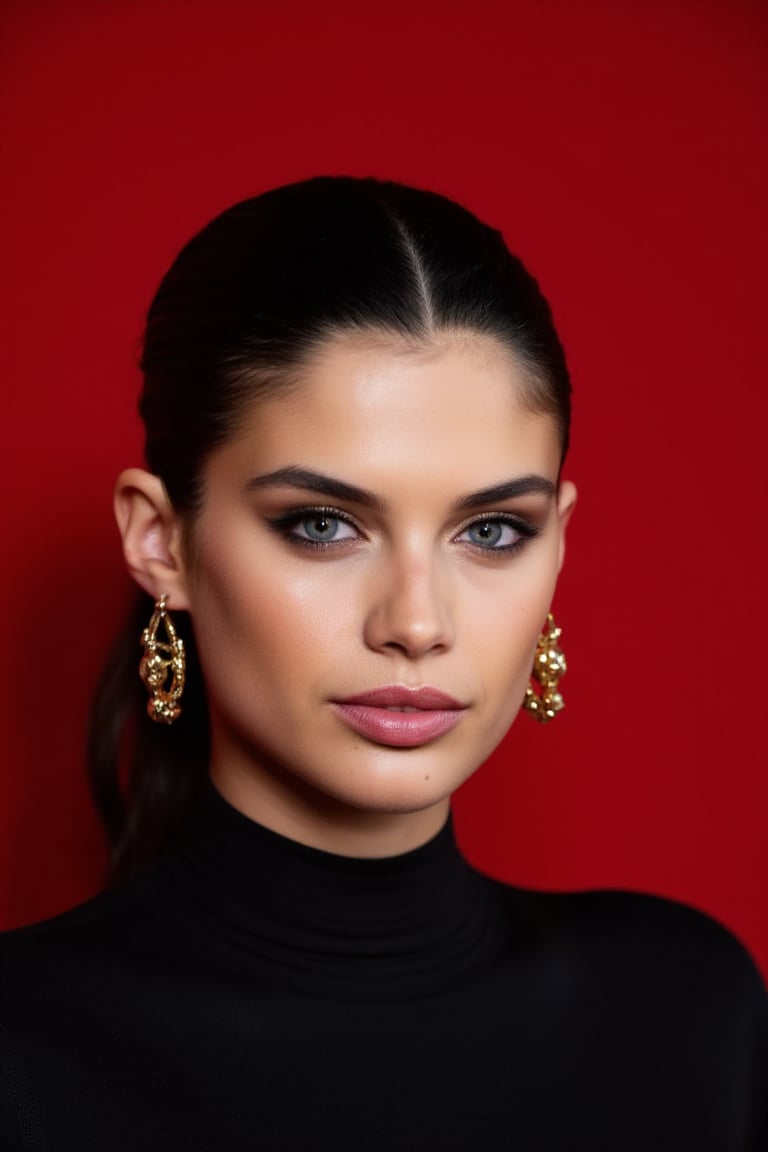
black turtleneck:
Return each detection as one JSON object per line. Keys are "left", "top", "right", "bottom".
{"left": 1, "top": 782, "right": 766, "bottom": 1151}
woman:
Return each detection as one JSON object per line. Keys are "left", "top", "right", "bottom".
{"left": 1, "top": 177, "right": 765, "bottom": 1150}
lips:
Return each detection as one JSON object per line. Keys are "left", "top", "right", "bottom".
{"left": 331, "top": 686, "right": 467, "bottom": 748}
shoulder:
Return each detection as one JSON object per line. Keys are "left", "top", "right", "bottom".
{"left": 556, "top": 885, "right": 764, "bottom": 983}
{"left": 503, "top": 880, "right": 765, "bottom": 981}
{"left": 0, "top": 864, "right": 168, "bottom": 991}
{"left": 497, "top": 882, "right": 766, "bottom": 1121}
{"left": 492, "top": 879, "right": 768, "bottom": 1032}
{"left": 0, "top": 878, "right": 158, "bottom": 1147}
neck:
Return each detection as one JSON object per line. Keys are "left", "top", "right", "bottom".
{"left": 170, "top": 781, "right": 507, "bottom": 1000}
{"left": 209, "top": 752, "right": 451, "bottom": 859}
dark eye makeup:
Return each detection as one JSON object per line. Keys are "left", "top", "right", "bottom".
{"left": 266, "top": 506, "right": 363, "bottom": 549}
{"left": 266, "top": 506, "right": 541, "bottom": 555}
{"left": 455, "top": 514, "right": 541, "bottom": 553}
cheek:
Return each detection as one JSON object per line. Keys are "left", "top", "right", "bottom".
{"left": 189, "top": 535, "right": 357, "bottom": 690}
{"left": 459, "top": 555, "right": 559, "bottom": 701}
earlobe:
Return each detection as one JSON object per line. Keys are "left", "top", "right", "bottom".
{"left": 555, "top": 480, "right": 577, "bottom": 573}
{"left": 114, "top": 468, "right": 191, "bottom": 610}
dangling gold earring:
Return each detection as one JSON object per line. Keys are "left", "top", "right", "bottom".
{"left": 523, "top": 613, "right": 566, "bottom": 725}
{"left": 139, "top": 594, "right": 186, "bottom": 724}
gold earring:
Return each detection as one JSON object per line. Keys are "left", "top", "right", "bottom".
{"left": 523, "top": 613, "right": 566, "bottom": 725}
{"left": 139, "top": 595, "right": 186, "bottom": 724}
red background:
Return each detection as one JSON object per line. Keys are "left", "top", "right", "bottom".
{"left": 2, "top": 0, "right": 766, "bottom": 975}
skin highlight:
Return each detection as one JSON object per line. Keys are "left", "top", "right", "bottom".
{"left": 115, "top": 332, "right": 576, "bottom": 858}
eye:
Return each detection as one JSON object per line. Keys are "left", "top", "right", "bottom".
{"left": 293, "top": 513, "right": 358, "bottom": 543}
{"left": 267, "top": 507, "right": 362, "bottom": 549}
{"left": 455, "top": 516, "right": 536, "bottom": 552}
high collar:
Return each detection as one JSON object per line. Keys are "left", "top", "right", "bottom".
{"left": 167, "top": 780, "right": 507, "bottom": 1001}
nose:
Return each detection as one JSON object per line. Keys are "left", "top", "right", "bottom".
{"left": 363, "top": 547, "right": 455, "bottom": 659}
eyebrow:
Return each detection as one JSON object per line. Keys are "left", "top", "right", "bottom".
{"left": 245, "top": 465, "right": 556, "bottom": 511}
{"left": 245, "top": 466, "right": 387, "bottom": 510}
{"left": 454, "top": 475, "right": 557, "bottom": 509}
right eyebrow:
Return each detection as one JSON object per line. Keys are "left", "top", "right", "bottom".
{"left": 244, "top": 466, "right": 386, "bottom": 511}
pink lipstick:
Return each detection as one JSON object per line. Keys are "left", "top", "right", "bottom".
{"left": 332, "top": 686, "right": 466, "bottom": 748}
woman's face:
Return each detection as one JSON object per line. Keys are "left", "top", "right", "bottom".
{"left": 179, "top": 333, "right": 575, "bottom": 849}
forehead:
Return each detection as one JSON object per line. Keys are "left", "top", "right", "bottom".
{"left": 218, "top": 332, "right": 562, "bottom": 488}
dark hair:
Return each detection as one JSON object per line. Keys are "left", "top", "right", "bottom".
{"left": 89, "top": 175, "right": 572, "bottom": 880}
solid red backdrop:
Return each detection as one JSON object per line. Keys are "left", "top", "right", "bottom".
{"left": 1, "top": 0, "right": 766, "bottom": 975}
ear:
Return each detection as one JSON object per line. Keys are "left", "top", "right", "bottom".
{"left": 555, "top": 479, "right": 577, "bottom": 574}
{"left": 114, "top": 468, "right": 191, "bottom": 610}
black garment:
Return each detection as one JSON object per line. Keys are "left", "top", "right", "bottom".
{"left": 1, "top": 784, "right": 766, "bottom": 1152}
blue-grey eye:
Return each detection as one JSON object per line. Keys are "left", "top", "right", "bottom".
{"left": 459, "top": 520, "right": 521, "bottom": 548}
{"left": 295, "top": 515, "right": 356, "bottom": 542}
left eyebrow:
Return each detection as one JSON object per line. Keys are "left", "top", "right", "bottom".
{"left": 454, "top": 475, "right": 557, "bottom": 510}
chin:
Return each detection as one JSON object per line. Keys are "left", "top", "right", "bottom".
{"left": 313, "top": 749, "right": 469, "bottom": 815}
{"left": 345, "top": 786, "right": 451, "bottom": 817}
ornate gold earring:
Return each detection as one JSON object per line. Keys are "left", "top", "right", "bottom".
{"left": 139, "top": 594, "right": 186, "bottom": 724}
{"left": 523, "top": 613, "right": 566, "bottom": 725}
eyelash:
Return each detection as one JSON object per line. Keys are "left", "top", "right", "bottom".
{"left": 266, "top": 507, "right": 361, "bottom": 551}
{"left": 266, "top": 506, "right": 540, "bottom": 556}
{"left": 455, "top": 514, "right": 540, "bottom": 554}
